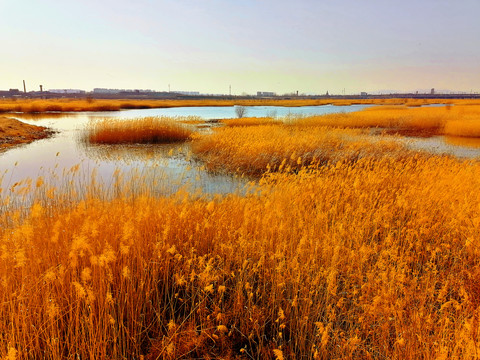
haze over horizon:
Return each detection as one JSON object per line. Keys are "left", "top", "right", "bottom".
{"left": 2, "top": 0, "right": 479, "bottom": 95}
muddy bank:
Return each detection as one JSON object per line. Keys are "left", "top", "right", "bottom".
{"left": 0, "top": 117, "right": 53, "bottom": 151}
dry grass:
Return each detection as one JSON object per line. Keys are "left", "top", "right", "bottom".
{"left": 191, "top": 104, "right": 480, "bottom": 177}
{"left": 2, "top": 153, "right": 480, "bottom": 358}
{"left": 294, "top": 104, "right": 480, "bottom": 138}
{"left": 192, "top": 123, "right": 407, "bottom": 176}
{"left": 0, "top": 98, "right": 476, "bottom": 113}
{"left": 84, "top": 117, "right": 194, "bottom": 145}
{"left": 295, "top": 105, "right": 444, "bottom": 136}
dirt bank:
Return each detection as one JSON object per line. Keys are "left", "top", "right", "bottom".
{"left": 0, "top": 116, "right": 53, "bottom": 152}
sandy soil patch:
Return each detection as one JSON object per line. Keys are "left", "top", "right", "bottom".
{"left": 0, "top": 116, "right": 53, "bottom": 152}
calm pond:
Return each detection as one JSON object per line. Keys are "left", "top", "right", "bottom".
{"left": 1, "top": 104, "right": 480, "bottom": 204}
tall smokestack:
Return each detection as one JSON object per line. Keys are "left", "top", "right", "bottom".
{"left": 23, "top": 80, "right": 26, "bottom": 93}
{"left": 40, "top": 85, "right": 43, "bottom": 92}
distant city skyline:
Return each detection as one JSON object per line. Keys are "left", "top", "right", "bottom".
{"left": 6, "top": 85, "right": 478, "bottom": 97}
{"left": 1, "top": 0, "right": 479, "bottom": 95}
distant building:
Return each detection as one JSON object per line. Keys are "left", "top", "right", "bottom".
{"left": 93, "top": 88, "right": 121, "bottom": 94}
{"left": 174, "top": 91, "right": 200, "bottom": 96}
{"left": 361, "top": 92, "right": 368, "bottom": 96}
{"left": 49, "top": 89, "right": 86, "bottom": 94}
{"left": 93, "top": 88, "right": 154, "bottom": 94}
{"left": 0, "top": 89, "right": 22, "bottom": 98}
{"left": 431, "top": 88, "right": 435, "bottom": 95}
{"left": 257, "top": 91, "right": 276, "bottom": 97}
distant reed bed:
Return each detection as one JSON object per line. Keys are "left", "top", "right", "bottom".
{"left": 0, "top": 98, "right": 476, "bottom": 113}
{"left": 2, "top": 154, "right": 480, "bottom": 358}
{"left": 84, "top": 117, "right": 194, "bottom": 144}
{"left": 294, "top": 104, "right": 480, "bottom": 137}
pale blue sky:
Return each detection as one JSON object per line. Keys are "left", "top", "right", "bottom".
{"left": 1, "top": 0, "right": 479, "bottom": 94}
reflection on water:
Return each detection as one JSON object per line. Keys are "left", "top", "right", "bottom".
{"left": 444, "top": 136, "right": 480, "bottom": 149}
{"left": 81, "top": 142, "right": 246, "bottom": 195}
{"left": 4, "top": 112, "right": 74, "bottom": 120}
{"left": 0, "top": 134, "right": 248, "bottom": 207}
{"left": 81, "top": 141, "right": 184, "bottom": 162}
{"left": 404, "top": 136, "right": 480, "bottom": 158}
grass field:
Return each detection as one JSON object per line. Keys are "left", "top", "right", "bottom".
{"left": 2, "top": 104, "right": 480, "bottom": 358}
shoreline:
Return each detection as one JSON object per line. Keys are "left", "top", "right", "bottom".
{"left": 0, "top": 116, "right": 54, "bottom": 152}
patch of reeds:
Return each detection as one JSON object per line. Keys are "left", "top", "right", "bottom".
{"left": 294, "top": 104, "right": 480, "bottom": 138}
{"left": 84, "top": 117, "right": 194, "bottom": 145}
{"left": 192, "top": 124, "right": 408, "bottom": 176}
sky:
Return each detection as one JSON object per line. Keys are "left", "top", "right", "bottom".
{"left": 1, "top": 0, "right": 479, "bottom": 95}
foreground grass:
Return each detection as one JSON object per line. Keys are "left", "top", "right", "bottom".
{"left": 84, "top": 117, "right": 194, "bottom": 145}
{"left": 0, "top": 98, "right": 476, "bottom": 113}
{"left": 2, "top": 154, "right": 480, "bottom": 358}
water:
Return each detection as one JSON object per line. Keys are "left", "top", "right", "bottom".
{"left": 0, "top": 122, "right": 243, "bottom": 204}
{"left": 1, "top": 104, "right": 370, "bottom": 203}
{"left": 404, "top": 136, "right": 480, "bottom": 158}
{"left": 81, "top": 104, "right": 371, "bottom": 121}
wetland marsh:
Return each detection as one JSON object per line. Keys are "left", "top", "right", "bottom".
{"left": 2, "top": 100, "right": 480, "bottom": 359}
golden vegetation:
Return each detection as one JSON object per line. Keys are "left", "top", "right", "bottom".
{"left": 1, "top": 97, "right": 478, "bottom": 113}
{"left": 84, "top": 117, "right": 194, "bottom": 145}
{"left": 192, "top": 124, "right": 406, "bottom": 176}
{"left": 4, "top": 103, "right": 480, "bottom": 358}
{"left": 295, "top": 104, "right": 480, "bottom": 137}
{"left": 2, "top": 153, "right": 480, "bottom": 358}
